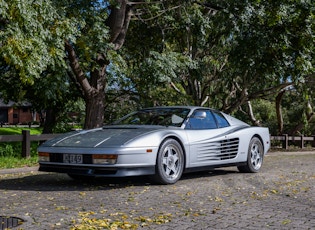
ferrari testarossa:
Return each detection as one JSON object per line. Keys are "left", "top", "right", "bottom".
{"left": 38, "top": 106, "right": 270, "bottom": 184}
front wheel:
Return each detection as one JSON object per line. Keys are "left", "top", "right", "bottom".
{"left": 238, "top": 137, "right": 264, "bottom": 173}
{"left": 154, "top": 139, "right": 185, "bottom": 184}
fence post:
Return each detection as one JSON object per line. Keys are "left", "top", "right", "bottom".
{"left": 312, "top": 136, "right": 315, "bottom": 148}
{"left": 300, "top": 135, "right": 304, "bottom": 149}
{"left": 22, "top": 130, "right": 31, "bottom": 158}
{"left": 283, "top": 134, "right": 289, "bottom": 150}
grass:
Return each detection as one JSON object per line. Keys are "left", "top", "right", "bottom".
{"left": 0, "top": 156, "right": 38, "bottom": 169}
{"left": 0, "top": 127, "right": 43, "bottom": 169}
{"left": 0, "top": 127, "right": 42, "bottom": 135}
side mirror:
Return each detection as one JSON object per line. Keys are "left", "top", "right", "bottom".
{"left": 192, "top": 111, "right": 207, "bottom": 119}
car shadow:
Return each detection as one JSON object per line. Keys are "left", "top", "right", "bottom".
{"left": 0, "top": 169, "right": 239, "bottom": 192}
{"left": 182, "top": 168, "right": 238, "bottom": 180}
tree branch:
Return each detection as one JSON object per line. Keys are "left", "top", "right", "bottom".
{"left": 113, "top": 4, "right": 133, "bottom": 50}
{"left": 247, "top": 100, "right": 261, "bottom": 126}
{"left": 169, "top": 81, "right": 182, "bottom": 93}
{"left": 248, "top": 82, "right": 292, "bottom": 100}
{"left": 65, "top": 40, "right": 93, "bottom": 97}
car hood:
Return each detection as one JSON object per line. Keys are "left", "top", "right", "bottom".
{"left": 42, "top": 126, "right": 164, "bottom": 148}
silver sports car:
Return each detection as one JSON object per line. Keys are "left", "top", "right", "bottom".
{"left": 38, "top": 106, "right": 270, "bottom": 184}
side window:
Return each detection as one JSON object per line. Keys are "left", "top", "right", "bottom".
{"left": 186, "top": 110, "right": 217, "bottom": 129}
{"left": 212, "top": 111, "right": 230, "bottom": 128}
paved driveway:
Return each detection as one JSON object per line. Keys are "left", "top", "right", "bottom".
{"left": 0, "top": 152, "right": 314, "bottom": 229}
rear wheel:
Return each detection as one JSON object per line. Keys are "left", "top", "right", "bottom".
{"left": 238, "top": 137, "right": 264, "bottom": 173}
{"left": 154, "top": 139, "right": 184, "bottom": 184}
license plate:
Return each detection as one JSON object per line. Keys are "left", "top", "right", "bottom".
{"left": 63, "top": 154, "right": 83, "bottom": 164}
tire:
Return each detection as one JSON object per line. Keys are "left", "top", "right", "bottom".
{"left": 238, "top": 137, "right": 264, "bottom": 173}
{"left": 154, "top": 139, "right": 185, "bottom": 184}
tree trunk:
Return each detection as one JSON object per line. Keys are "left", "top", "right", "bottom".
{"left": 64, "top": 1, "right": 132, "bottom": 129}
{"left": 275, "top": 90, "right": 285, "bottom": 135}
{"left": 42, "top": 108, "right": 57, "bottom": 134}
{"left": 84, "top": 90, "right": 106, "bottom": 129}
{"left": 65, "top": 41, "right": 107, "bottom": 129}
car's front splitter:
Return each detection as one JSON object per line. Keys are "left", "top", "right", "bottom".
{"left": 39, "top": 164, "right": 155, "bottom": 177}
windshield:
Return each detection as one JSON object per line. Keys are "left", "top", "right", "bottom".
{"left": 113, "top": 108, "right": 191, "bottom": 127}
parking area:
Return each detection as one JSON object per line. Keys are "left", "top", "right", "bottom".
{"left": 0, "top": 152, "right": 314, "bottom": 229}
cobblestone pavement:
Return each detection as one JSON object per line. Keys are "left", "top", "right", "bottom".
{"left": 0, "top": 152, "right": 314, "bottom": 230}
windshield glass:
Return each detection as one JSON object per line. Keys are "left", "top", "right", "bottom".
{"left": 113, "top": 108, "right": 191, "bottom": 127}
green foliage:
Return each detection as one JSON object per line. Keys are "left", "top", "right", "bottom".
{"left": 0, "top": 141, "right": 39, "bottom": 157}
{"left": 0, "top": 0, "right": 315, "bottom": 135}
{"left": 254, "top": 100, "right": 278, "bottom": 127}
{"left": 0, "top": 144, "right": 14, "bottom": 157}
{"left": 234, "top": 99, "right": 279, "bottom": 134}
{"left": 281, "top": 90, "right": 315, "bottom": 135}
{"left": 142, "top": 51, "right": 197, "bottom": 83}
{"left": 120, "top": 0, "right": 315, "bottom": 135}
{"left": 225, "top": 0, "right": 315, "bottom": 81}
{"left": 49, "top": 98, "right": 85, "bottom": 132}
{"left": 122, "top": 0, "right": 227, "bottom": 106}
{"left": 1, "top": 0, "right": 112, "bottom": 131}
{"left": 0, "top": 0, "right": 79, "bottom": 81}
{"left": 0, "top": 0, "right": 84, "bottom": 132}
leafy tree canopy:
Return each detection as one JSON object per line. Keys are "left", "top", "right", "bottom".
{"left": 0, "top": 0, "right": 79, "bottom": 82}
{"left": 0, "top": 0, "right": 314, "bottom": 135}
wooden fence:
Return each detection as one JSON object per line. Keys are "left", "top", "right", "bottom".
{"left": 0, "top": 131, "right": 314, "bottom": 158}
{"left": 270, "top": 134, "right": 315, "bottom": 150}
{"left": 0, "top": 130, "right": 59, "bottom": 158}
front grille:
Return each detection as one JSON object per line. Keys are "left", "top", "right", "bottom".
{"left": 49, "top": 153, "right": 93, "bottom": 164}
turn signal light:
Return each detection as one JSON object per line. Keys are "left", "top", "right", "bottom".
{"left": 38, "top": 152, "right": 50, "bottom": 162}
{"left": 92, "top": 154, "right": 118, "bottom": 164}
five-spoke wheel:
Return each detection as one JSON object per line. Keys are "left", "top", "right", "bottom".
{"left": 154, "top": 139, "right": 184, "bottom": 184}
{"left": 238, "top": 137, "right": 264, "bottom": 173}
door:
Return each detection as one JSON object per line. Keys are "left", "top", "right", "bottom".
{"left": 0, "top": 109, "right": 8, "bottom": 123}
{"left": 185, "top": 109, "right": 239, "bottom": 167}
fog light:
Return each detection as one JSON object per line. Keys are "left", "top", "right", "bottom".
{"left": 92, "top": 154, "right": 117, "bottom": 164}
{"left": 38, "top": 152, "right": 50, "bottom": 162}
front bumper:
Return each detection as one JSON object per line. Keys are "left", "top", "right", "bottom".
{"left": 39, "top": 164, "right": 155, "bottom": 177}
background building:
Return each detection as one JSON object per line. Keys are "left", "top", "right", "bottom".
{"left": 0, "top": 99, "right": 39, "bottom": 125}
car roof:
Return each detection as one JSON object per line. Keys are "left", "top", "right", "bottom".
{"left": 139, "top": 106, "right": 211, "bottom": 110}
